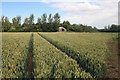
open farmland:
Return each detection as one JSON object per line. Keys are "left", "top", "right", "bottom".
{"left": 1, "top": 32, "right": 118, "bottom": 79}
{"left": 2, "top": 33, "right": 31, "bottom": 78}
{"left": 33, "top": 33, "right": 92, "bottom": 78}
{"left": 39, "top": 32, "right": 118, "bottom": 78}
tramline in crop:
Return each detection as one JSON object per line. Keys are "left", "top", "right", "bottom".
{"left": 2, "top": 33, "right": 31, "bottom": 78}
{"left": 40, "top": 32, "right": 117, "bottom": 78}
{"left": 33, "top": 33, "right": 92, "bottom": 78}
{"left": 1, "top": 32, "right": 117, "bottom": 79}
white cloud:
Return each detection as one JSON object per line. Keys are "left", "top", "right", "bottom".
{"left": 41, "top": 0, "right": 95, "bottom": 3}
{"left": 1, "top": 0, "right": 93, "bottom": 2}
{"left": 52, "top": 2, "right": 100, "bottom": 14}
{"left": 1, "top": 0, "right": 119, "bottom": 28}
{"left": 49, "top": 0, "right": 119, "bottom": 28}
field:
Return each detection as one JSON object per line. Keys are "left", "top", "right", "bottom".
{"left": 1, "top": 32, "right": 118, "bottom": 79}
{"left": 2, "top": 33, "right": 31, "bottom": 78}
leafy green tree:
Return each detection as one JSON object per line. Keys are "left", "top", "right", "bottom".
{"left": 41, "top": 13, "right": 47, "bottom": 31}
{"left": 48, "top": 14, "right": 54, "bottom": 31}
{"left": 53, "top": 13, "right": 60, "bottom": 31}
{"left": 28, "top": 14, "right": 34, "bottom": 31}
{"left": 22, "top": 17, "right": 29, "bottom": 31}
{"left": 61, "top": 21, "right": 70, "bottom": 31}
{"left": 41, "top": 13, "right": 47, "bottom": 24}
{"left": 12, "top": 17, "right": 17, "bottom": 31}
{"left": 1, "top": 16, "right": 5, "bottom": 23}
{"left": 29, "top": 14, "right": 34, "bottom": 25}
{"left": 24, "top": 17, "right": 29, "bottom": 25}
{"left": 110, "top": 24, "right": 118, "bottom": 31}
{"left": 11, "top": 16, "right": 21, "bottom": 31}
{"left": 16, "top": 16, "right": 21, "bottom": 29}
{"left": 2, "top": 16, "right": 11, "bottom": 31}
{"left": 37, "top": 17, "right": 41, "bottom": 24}
{"left": 53, "top": 13, "right": 60, "bottom": 24}
{"left": 48, "top": 14, "right": 53, "bottom": 23}
{"left": 1, "top": 16, "right": 5, "bottom": 31}
{"left": 1, "top": 13, "right": 100, "bottom": 32}
{"left": 93, "top": 27, "right": 98, "bottom": 32}
{"left": 37, "top": 17, "right": 42, "bottom": 31}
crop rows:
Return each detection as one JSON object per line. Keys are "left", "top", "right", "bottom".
{"left": 2, "top": 33, "right": 31, "bottom": 78}
{"left": 33, "top": 33, "right": 92, "bottom": 78}
{"left": 2, "top": 32, "right": 117, "bottom": 78}
{"left": 39, "top": 32, "right": 116, "bottom": 78}
{"left": 2, "top": 33, "right": 92, "bottom": 78}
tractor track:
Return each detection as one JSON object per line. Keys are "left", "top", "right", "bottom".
{"left": 27, "top": 33, "right": 34, "bottom": 79}
{"left": 27, "top": 51, "right": 34, "bottom": 79}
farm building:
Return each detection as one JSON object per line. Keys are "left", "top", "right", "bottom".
{"left": 58, "top": 27, "right": 67, "bottom": 32}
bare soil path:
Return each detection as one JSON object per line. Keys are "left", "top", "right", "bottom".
{"left": 27, "top": 51, "right": 34, "bottom": 79}
{"left": 105, "top": 41, "right": 120, "bottom": 79}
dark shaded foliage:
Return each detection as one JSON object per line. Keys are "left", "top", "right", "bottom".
{"left": 1, "top": 14, "right": 119, "bottom": 32}
{"left": 99, "top": 24, "right": 120, "bottom": 32}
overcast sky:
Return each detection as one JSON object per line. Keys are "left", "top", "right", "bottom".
{"left": 1, "top": 0, "right": 119, "bottom": 29}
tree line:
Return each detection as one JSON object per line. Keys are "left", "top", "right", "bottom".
{"left": 1, "top": 13, "right": 119, "bottom": 32}
{"left": 1, "top": 13, "right": 60, "bottom": 32}
{"left": 99, "top": 24, "right": 120, "bottom": 32}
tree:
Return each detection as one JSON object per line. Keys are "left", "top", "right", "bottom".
{"left": 37, "top": 17, "right": 42, "bottom": 31}
{"left": 37, "top": 17, "right": 41, "bottom": 24}
{"left": 48, "top": 14, "right": 54, "bottom": 31}
{"left": 2, "top": 13, "right": 100, "bottom": 32}
{"left": 22, "top": 17, "right": 29, "bottom": 31}
{"left": 62, "top": 21, "right": 70, "bottom": 31}
{"left": 2, "top": 17, "right": 11, "bottom": 31}
{"left": 1, "top": 16, "right": 5, "bottom": 23}
{"left": 16, "top": 16, "right": 21, "bottom": 29}
{"left": 41, "top": 13, "right": 47, "bottom": 24}
{"left": 12, "top": 17, "right": 17, "bottom": 30}
{"left": 48, "top": 14, "right": 53, "bottom": 23}
{"left": 11, "top": 16, "right": 21, "bottom": 31}
{"left": 53, "top": 13, "right": 60, "bottom": 24}
{"left": 16, "top": 16, "right": 21, "bottom": 25}
{"left": 24, "top": 17, "right": 29, "bottom": 25}
{"left": 1, "top": 16, "right": 5, "bottom": 31}
{"left": 93, "top": 27, "right": 98, "bottom": 32}
{"left": 110, "top": 24, "right": 118, "bottom": 31}
{"left": 41, "top": 13, "right": 47, "bottom": 31}
{"left": 104, "top": 26, "right": 107, "bottom": 31}
{"left": 29, "top": 14, "right": 34, "bottom": 25}
{"left": 22, "top": 14, "right": 35, "bottom": 32}
{"left": 28, "top": 14, "right": 34, "bottom": 31}
{"left": 53, "top": 13, "right": 60, "bottom": 31}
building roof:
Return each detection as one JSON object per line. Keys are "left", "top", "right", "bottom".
{"left": 59, "top": 27, "right": 64, "bottom": 29}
